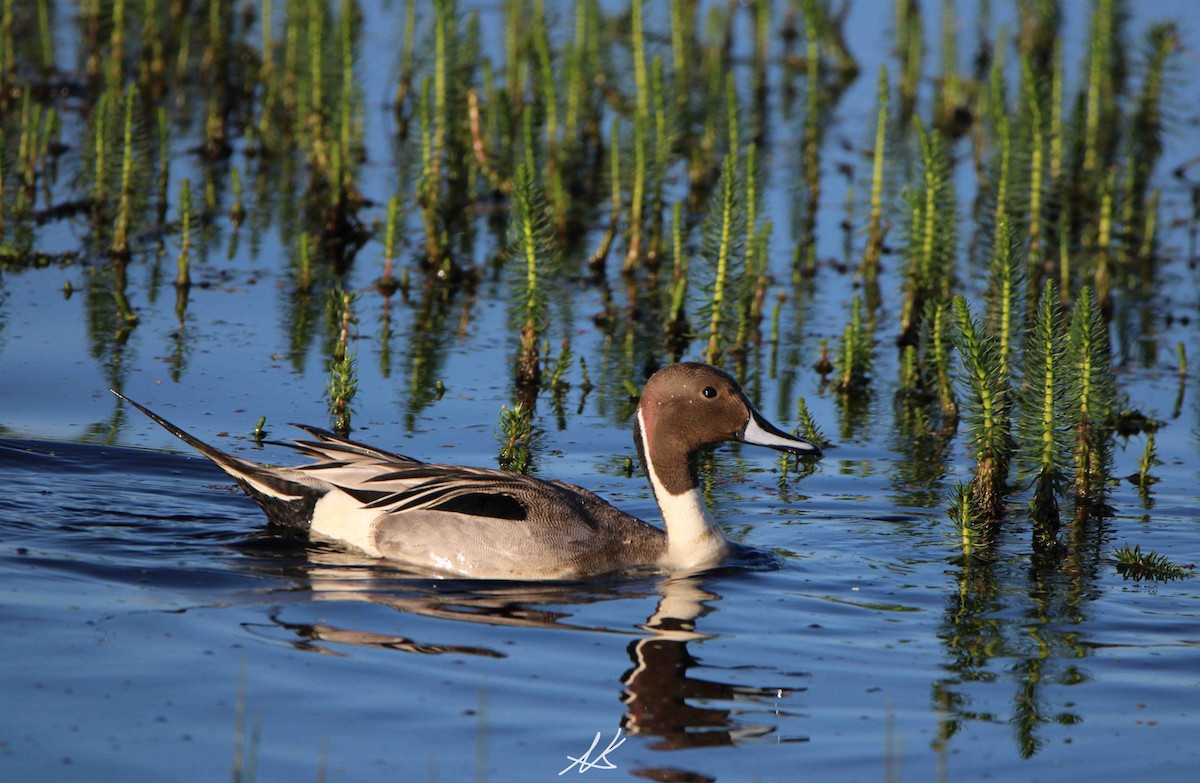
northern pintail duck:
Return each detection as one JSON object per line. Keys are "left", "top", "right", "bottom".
{"left": 115, "top": 363, "right": 821, "bottom": 580}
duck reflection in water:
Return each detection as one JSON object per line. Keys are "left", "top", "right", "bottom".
{"left": 246, "top": 553, "right": 803, "bottom": 752}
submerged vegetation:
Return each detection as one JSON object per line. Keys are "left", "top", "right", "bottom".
{"left": 0, "top": 2, "right": 1193, "bottom": 606}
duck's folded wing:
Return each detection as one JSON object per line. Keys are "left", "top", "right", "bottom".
{"left": 281, "top": 432, "right": 547, "bottom": 524}
{"left": 284, "top": 428, "right": 621, "bottom": 530}
{"left": 351, "top": 466, "right": 535, "bottom": 522}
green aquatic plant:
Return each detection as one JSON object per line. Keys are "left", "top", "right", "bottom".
{"left": 1133, "top": 430, "right": 1159, "bottom": 489}
{"left": 148, "top": 103, "right": 166, "bottom": 219}
{"left": 326, "top": 290, "right": 358, "bottom": 434}
{"left": 547, "top": 339, "right": 573, "bottom": 395}
{"left": 1048, "top": 35, "right": 1065, "bottom": 193}
{"left": 0, "top": 0, "right": 12, "bottom": 92}
{"left": 899, "top": 120, "right": 956, "bottom": 347}
{"left": 229, "top": 167, "right": 246, "bottom": 226}
{"left": 509, "top": 163, "right": 553, "bottom": 391}
{"left": 411, "top": 0, "right": 475, "bottom": 273}
{"left": 496, "top": 402, "right": 534, "bottom": 475}
{"left": 14, "top": 91, "right": 38, "bottom": 219}
{"left": 924, "top": 297, "right": 957, "bottom": 423}
{"left": 562, "top": 0, "right": 593, "bottom": 142}
{"left": 378, "top": 194, "right": 400, "bottom": 295}
{"left": 895, "top": 0, "right": 922, "bottom": 122}
{"left": 835, "top": 294, "right": 873, "bottom": 395}
{"left": 793, "top": 0, "right": 823, "bottom": 281}
{"left": 698, "top": 152, "right": 744, "bottom": 366}
{"left": 795, "top": 395, "right": 829, "bottom": 451}
{"left": 947, "top": 481, "right": 991, "bottom": 561}
{"left": 88, "top": 90, "right": 117, "bottom": 222}
{"left": 897, "top": 343, "right": 920, "bottom": 398}
{"left": 391, "top": 0, "right": 417, "bottom": 126}
{"left": 953, "top": 295, "right": 1012, "bottom": 521}
{"left": 530, "top": 0, "right": 557, "bottom": 153}
{"left": 1056, "top": 0, "right": 1127, "bottom": 276}
{"left": 932, "top": 0, "right": 968, "bottom": 135}
{"left": 860, "top": 65, "right": 888, "bottom": 306}
{"left": 1017, "top": 280, "right": 1070, "bottom": 547}
{"left": 1016, "top": 55, "right": 1048, "bottom": 272}
{"left": 176, "top": 178, "right": 192, "bottom": 289}
{"left": 1127, "top": 22, "right": 1179, "bottom": 262}
{"left": 622, "top": 0, "right": 649, "bottom": 273}
{"left": 295, "top": 231, "right": 314, "bottom": 294}
{"left": 644, "top": 55, "right": 669, "bottom": 268}
{"left": 588, "top": 116, "right": 621, "bottom": 279}
{"left": 744, "top": 140, "right": 760, "bottom": 280}
{"left": 106, "top": 0, "right": 127, "bottom": 88}
{"left": 732, "top": 143, "right": 770, "bottom": 361}
{"left": 529, "top": 0, "right": 570, "bottom": 232}
{"left": 1093, "top": 169, "right": 1117, "bottom": 314}
{"left": 1172, "top": 341, "right": 1187, "bottom": 417}
{"left": 1112, "top": 544, "right": 1192, "bottom": 582}
{"left": 1066, "top": 286, "right": 1115, "bottom": 512}
{"left": 252, "top": 416, "right": 267, "bottom": 444}
{"left": 665, "top": 200, "right": 689, "bottom": 356}
{"left": 780, "top": 394, "right": 826, "bottom": 478}
{"left": 1080, "top": 0, "right": 1127, "bottom": 185}
{"left": 417, "top": 78, "right": 446, "bottom": 267}
{"left": 110, "top": 254, "right": 139, "bottom": 332}
{"left": 984, "top": 216, "right": 1024, "bottom": 384}
{"left": 578, "top": 354, "right": 593, "bottom": 394}
{"left": 974, "top": 15, "right": 1005, "bottom": 175}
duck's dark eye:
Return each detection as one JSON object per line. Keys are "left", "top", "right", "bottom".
{"left": 702, "top": 386, "right": 717, "bottom": 398}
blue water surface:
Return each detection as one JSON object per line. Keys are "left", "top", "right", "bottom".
{"left": 2, "top": 1, "right": 1199, "bottom": 781}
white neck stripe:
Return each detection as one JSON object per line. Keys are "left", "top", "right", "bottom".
{"left": 637, "top": 409, "right": 729, "bottom": 570}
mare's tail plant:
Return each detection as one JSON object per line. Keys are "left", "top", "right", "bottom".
{"left": 795, "top": 0, "right": 825, "bottom": 280}
{"left": 327, "top": 290, "right": 358, "bottom": 434}
{"left": 899, "top": 119, "right": 956, "bottom": 347}
{"left": 176, "top": 178, "right": 193, "bottom": 289}
{"left": 924, "top": 297, "right": 957, "bottom": 424}
{"left": 895, "top": 0, "right": 922, "bottom": 123}
{"left": 1113, "top": 544, "right": 1192, "bottom": 582}
{"left": 664, "top": 201, "right": 690, "bottom": 355}
{"left": 509, "top": 163, "right": 553, "bottom": 393}
{"left": 588, "top": 116, "right": 621, "bottom": 280}
{"left": 953, "top": 295, "right": 1012, "bottom": 522}
{"left": 1017, "top": 280, "right": 1070, "bottom": 550}
{"left": 697, "top": 152, "right": 745, "bottom": 366}
{"left": 1127, "top": 22, "right": 1179, "bottom": 264}
{"left": 985, "top": 216, "right": 1024, "bottom": 385}
{"left": 781, "top": 395, "right": 828, "bottom": 478}
{"left": 378, "top": 194, "right": 400, "bottom": 295}
{"left": 1066, "top": 285, "right": 1115, "bottom": 514}
{"left": 111, "top": 89, "right": 137, "bottom": 256}
{"left": 948, "top": 481, "right": 991, "bottom": 562}
{"left": 860, "top": 66, "right": 889, "bottom": 308}
{"left": 835, "top": 294, "right": 873, "bottom": 394}
{"left": 621, "top": 0, "right": 649, "bottom": 273}
{"left": 497, "top": 403, "right": 534, "bottom": 474}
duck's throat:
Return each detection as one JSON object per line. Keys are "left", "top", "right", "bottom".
{"left": 635, "top": 409, "right": 729, "bottom": 569}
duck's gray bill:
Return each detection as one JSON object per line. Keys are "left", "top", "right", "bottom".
{"left": 739, "top": 409, "right": 822, "bottom": 457}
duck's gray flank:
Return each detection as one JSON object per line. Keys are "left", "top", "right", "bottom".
{"left": 113, "top": 362, "right": 821, "bottom": 580}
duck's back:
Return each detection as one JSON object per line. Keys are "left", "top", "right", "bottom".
{"left": 368, "top": 473, "right": 668, "bottom": 579}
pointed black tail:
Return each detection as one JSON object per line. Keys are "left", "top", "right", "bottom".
{"left": 112, "top": 390, "right": 322, "bottom": 529}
